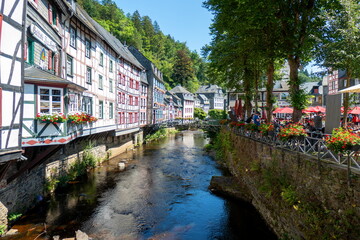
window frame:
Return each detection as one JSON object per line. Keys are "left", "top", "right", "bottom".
{"left": 99, "top": 100, "right": 104, "bottom": 119}
{"left": 109, "top": 78, "right": 113, "bottom": 93}
{"left": 99, "top": 52, "right": 104, "bottom": 66}
{"left": 98, "top": 74, "right": 103, "bottom": 90}
{"left": 38, "top": 86, "right": 63, "bottom": 114}
{"left": 66, "top": 55, "right": 73, "bottom": 76}
{"left": 109, "top": 60, "right": 113, "bottom": 72}
{"left": 85, "top": 38, "right": 91, "bottom": 58}
{"left": 86, "top": 67, "right": 92, "bottom": 84}
{"left": 69, "top": 26, "right": 76, "bottom": 48}
{"left": 109, "top": 102, "right": 113, "bottom": 119}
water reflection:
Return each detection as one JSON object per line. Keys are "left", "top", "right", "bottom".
{"left": 4, "top": 131, "right": 277, "bottom": 240}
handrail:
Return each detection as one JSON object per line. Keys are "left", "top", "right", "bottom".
{"left": 230, "top": 126, "right": 360, "bottom": 175}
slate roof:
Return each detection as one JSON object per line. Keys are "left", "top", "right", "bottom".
{"left": 198, "top": 94, "right": 209, "bottom": 101}
{"left": 24, "top": 66, "right": 87, "bottom": 91}
{"left": 170, "top": 85, "right": 191, "bottom": 94}
{"left": 196, "top": 84, "right": 223, "bottom": 94}
{"left": 75, "top": 3, "right": 144, "bottom": 70}
{"left": 140, "top": 71, "right": 148, "bottom": 84}
{"left": 301, "top": 82, "right": 320, "bottom": 94}
{"left": 273, "top": 80, "right": 290, "bottom": 91}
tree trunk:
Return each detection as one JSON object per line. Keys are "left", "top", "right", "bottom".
{"left": 243, "top": 68, "right": 253, "bottom": 119}
{"left": 266, "top": 62, "right": 275, "bottom": 123}
{"left": 288, "top": 56, "right": 302, "bottom": 122}
{"left": 254, "top": 69, "right": 259, "bottom": 112}
{"left": 342, "top": 69, "right": 352, "bottom": 127}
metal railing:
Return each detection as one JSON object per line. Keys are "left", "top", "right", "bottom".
{"left": 231, "top": 127, "right": 360, "bottom": 175}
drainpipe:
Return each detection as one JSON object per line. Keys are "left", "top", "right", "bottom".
{"left": 61, "top": 7, "right": 74, "bottom": 79}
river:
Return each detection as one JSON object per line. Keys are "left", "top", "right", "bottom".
{"left": 4, "top": 131, "right": 277, "bottom": 240}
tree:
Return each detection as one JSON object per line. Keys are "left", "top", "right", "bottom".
{"left": 316, "top": 0, "right": 360, "bottom": 126}
{"left": 194, "top": 108, "right": 207, "bottom": 120}
{"left": 171, "top": 49, "right": 197, "bottom": 92}
{"left": 208, "top": 109, "right": 227, "bottom": 119}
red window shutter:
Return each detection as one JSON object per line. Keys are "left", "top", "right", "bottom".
{"left": 54, "top": 53, "right": 59, "bottom": 75}
{"left": 48, "top": 50, "right": 52, "bottom": 70}
{"left": 48, "top": 4, "right": 53, "bottom": 24}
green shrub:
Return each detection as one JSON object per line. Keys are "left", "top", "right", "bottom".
{"left": 208, "top": 109, "right": 228, "bottom": 119}
{"left": 0, "top": 225, "right": 6, "bottom": 235}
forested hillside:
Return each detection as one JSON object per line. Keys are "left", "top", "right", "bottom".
{"left": 78, "top": 0, "right": 209, "bottom": 92}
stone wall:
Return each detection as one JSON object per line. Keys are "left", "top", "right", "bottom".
{"left": 0, "top": 131, "right": 138, "bottom": 227}
{"left": 220, "top": 130, "right": 360, "bottom": 240}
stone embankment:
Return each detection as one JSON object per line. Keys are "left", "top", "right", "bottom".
{"left": 212, "top": 129, "right": 360, "bottom": 240}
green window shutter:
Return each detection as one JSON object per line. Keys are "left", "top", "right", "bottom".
{"left": 29, "top": 40, "right": 34, "bottom": 64}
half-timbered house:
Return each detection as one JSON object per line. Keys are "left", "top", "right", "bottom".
{"left": 128, "top": 46, "right": 166, "bottom": 124}
{"left": 0, "top": 0, "right": 26, "bottom": 226}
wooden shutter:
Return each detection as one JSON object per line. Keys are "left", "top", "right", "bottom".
{"left": 48, "top": 4, "right": 53, "bottom": 25}
{"left": 48, "top": 50, "right": 52, "bottom": 70}
{"left": 54, "top": 53, "right": 59, "bottom": 75}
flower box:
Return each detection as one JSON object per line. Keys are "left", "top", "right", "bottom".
{"left": 35, "top": 113, "right": 66, "bottom": 124}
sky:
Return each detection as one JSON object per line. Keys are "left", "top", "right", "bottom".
{"left": 114, "top": 0, "right": 213, "bottom": 53}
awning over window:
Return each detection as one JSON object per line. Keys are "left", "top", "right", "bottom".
{"left": 25, "top": 66, "right": 87, "bottom": 92}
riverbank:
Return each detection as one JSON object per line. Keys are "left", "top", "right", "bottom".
{"left": 212, "top": 128, "right": 360, "bottom": 239}
{"left": 2, "top": 130, "right": 277, "bottom": 240}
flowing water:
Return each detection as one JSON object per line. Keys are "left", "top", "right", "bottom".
{"left": 4, "top": 131, "right": 277, "bottom": 240}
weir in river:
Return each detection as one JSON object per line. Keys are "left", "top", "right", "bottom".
{"left": 3, "top": 131, "right": 277, "bottom": 240}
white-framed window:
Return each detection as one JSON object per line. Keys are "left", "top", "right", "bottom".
{"left": 39, "top": 87, "right": 63, "bottom": 113}
{"left": 85, "top": 38, "right": 91, "bottom": 58}
{"left": 99, "top": 100, "right": 104, "bottom": 119}
{"left": 99, "top": 74, "right": 103, "bottom": 90}
{"left": 109, "top": 78, "right": 113, "bottom": 93}
{"left": 109, "top": 102, "right": 113, "bottom": 119}
{"left": 69, "top": 92, "right": 80, "bottom": 112}
{"left": 86, "top": 67, "right": 92, "bottom": 84}
{"left": 69, "top": 26, "right": 76, "bottom": 48}
{"left": 109, "top": 60, "right": 113, "bottom": 72}
{"left": 99, "top": 52, "right": 104, "bottom": 66}
{"left": 66, "top": 55, "right": 73, "bottom": 76}
{"left": 82, "top": 96, "right": 92, "bottom": 115}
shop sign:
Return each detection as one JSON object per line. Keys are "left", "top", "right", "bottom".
{"left": 30, "top": 24, "right": 57, "bottom": 52}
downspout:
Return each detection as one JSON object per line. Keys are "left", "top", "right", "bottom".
{"left": 61, "top": 8, "right": 74, "bottom": 79}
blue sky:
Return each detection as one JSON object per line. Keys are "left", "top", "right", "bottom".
{"left": 114, "top": 0, "right": 213, "bottom": 53}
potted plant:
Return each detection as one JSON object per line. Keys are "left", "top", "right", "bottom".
{"left": 67, "top": 112, "right": 98, "bottom": 124}
{"left": 35, "top": 112, "right": 66, "bottom": 124}
{"left": 259, "top": 123, "right": 275, "bottom": 136}
{"left": 278, "top": 124, "right": 307, "bottom": 141}
{"left": 245, "top": 123, "right": 258, "bottom": 131}
{"left": 326, "top": 128, "right": 360, "bottom": 154}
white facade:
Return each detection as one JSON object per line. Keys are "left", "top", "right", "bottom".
{"left": 0, "top": 0, "right": 25, "bottom": 156}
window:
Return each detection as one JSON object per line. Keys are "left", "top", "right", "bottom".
{"left": 99, "top": 75, "right": 103, "bottom": 90}
{"left": 109, "top": 79, "right": 113, "bottom": 93}
{"left": 85, "top": 38, "right": 91, "bottom": 58}
{"left": 69, "top": 26, "right": 76, "bottom": 48}
{"left": 52, "top": 7, "right": 57, "bottom": 26}
{"left": 99, "top": 101, "right": 103, "bottom": 119}
{"left": 109, "top": 102, "right": 113, "bottom": 119}
{"left": 82, "top": 96, "right": 92, "bottom": 115}
{"left": 39, "top": 87, "right": 62, "bottom": 113}
{"left": 66, "top": 55, "right": 73, "bottom": 76}
{"left": 69, "top": 92, "right": 80, "bottom": 112}
{"left": 86, "top": 67, "right": 92, "bottom": 84}
{"left": 109, "top": 60, "right": 113, "bottom": 72}
{"left": 99, "top": 52, "right": 104, "bottom": 66}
